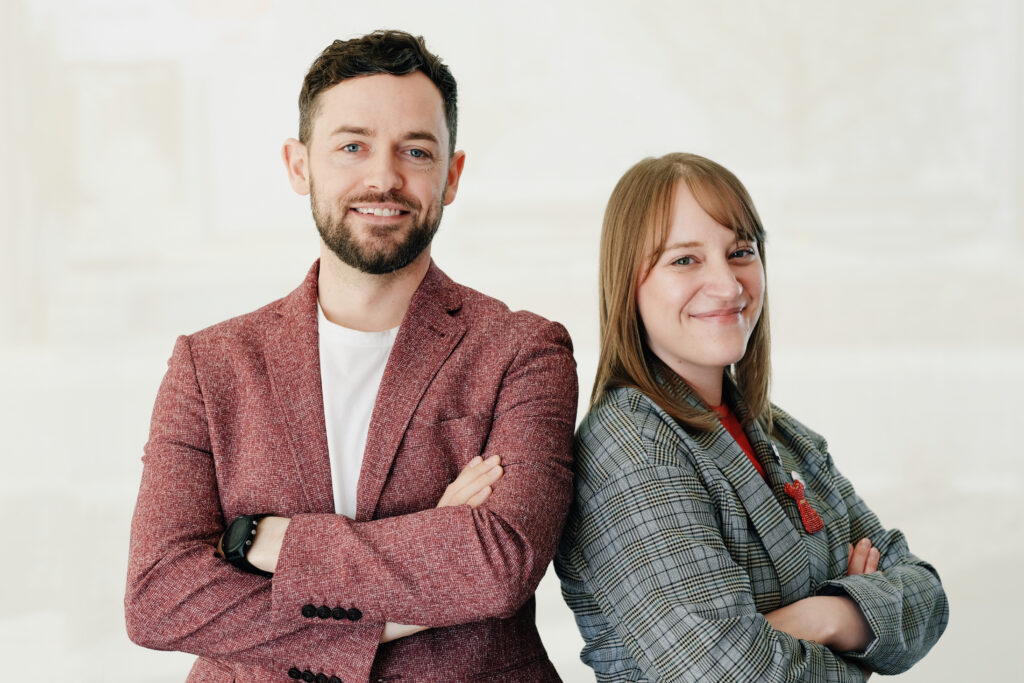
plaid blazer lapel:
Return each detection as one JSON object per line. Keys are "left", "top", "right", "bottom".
{"left": 355, "top": 262, "right": 466, "bottom": 522}
{"left": 664, "top": 372, "right": 812, "bottom": 606}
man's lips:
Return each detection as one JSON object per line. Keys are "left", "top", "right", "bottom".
{"left": 349, "top": 204, "right": 411, "bottom": 217}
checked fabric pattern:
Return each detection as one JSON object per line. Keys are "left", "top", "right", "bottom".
{"left": 554, "top": 378, "right": 948, "bottom": 682}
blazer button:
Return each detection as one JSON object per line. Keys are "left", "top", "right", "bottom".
{"left": 316, "top": 605, "right": 332, "bottom": 619}
{"left": 315, "top": 674, "right": 329, "bottom": 683}
{"left": 346, "top": 607, "right": 362, "bottom": 621}
{"left": 329, "top": 677, "right": 342, "bottom": 683}
{"left": 288, "top": 668, "right": 302, "bottom": 679}
{"left": 301, "top": 604, "right": 316, "bottom": 618}
{"left": 302, "top": 671, "right": 315, "bottom": 682}
{"left": 331, "top": 606, "right": 346, "bottom": 620}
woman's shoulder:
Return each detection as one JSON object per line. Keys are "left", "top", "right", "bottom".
{"left": 769, "top": 403, "right": 831, "bottom": 455}
{"left": 574, "top": 386, "right": 697, "bottom": 487}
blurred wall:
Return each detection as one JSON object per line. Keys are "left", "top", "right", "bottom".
{"left": 2, "top": 0, "right": 1020, "bottom": 680}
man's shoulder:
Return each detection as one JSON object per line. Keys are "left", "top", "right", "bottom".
{"left": 184, "top": 262, "right": 317, "bottom": 351}
{"left": 184, "top": 295, "right": 287, "bottom": 350}
{"left": 445, "top": 276, "right": 568, "bottom": 348}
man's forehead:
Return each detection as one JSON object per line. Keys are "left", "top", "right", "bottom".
{"left": 311, "top": 72, "right": 447, "bottom": 142}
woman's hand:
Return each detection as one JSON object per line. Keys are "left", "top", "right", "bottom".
{"left": 764, "top": 537, "right": 879, "bottom": 671}
{"left": 380, "top": 455, "right": 503, "bottom": 643}
{"left": 847, "top": 538, "right": 880, "bottom": 576}
{"left": 764, "top": 595, "right": 873, "bottom": 654}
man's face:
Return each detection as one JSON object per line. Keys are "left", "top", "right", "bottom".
{"left": 300, "top": 72, "right": 463, "bottom": 275}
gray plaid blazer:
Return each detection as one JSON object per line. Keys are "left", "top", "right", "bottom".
{"left": 555, "top": 376, "right": 948, "bottom": 682}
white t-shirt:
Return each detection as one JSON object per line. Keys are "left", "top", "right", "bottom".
{"left": 318, "top": 303, "right": 398, "bottom": 519}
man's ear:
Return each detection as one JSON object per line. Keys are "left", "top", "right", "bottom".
{"left": 443, "top": 150, "right": 466, "bottom": 206}
{"left": 282, "top": 138, "right": 310, "bottom": 195}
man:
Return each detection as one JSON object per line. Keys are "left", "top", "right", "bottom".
{"left": 126, "top": 31, "right": 577, "bottom": 682}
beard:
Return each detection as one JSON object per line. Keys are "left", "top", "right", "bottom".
{"left": 311, "top": 184, "right": 443, "bottom": 275}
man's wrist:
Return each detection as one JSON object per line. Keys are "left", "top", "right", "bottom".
{"left": 247, "top": 516, "right": 290, "bottom": 574}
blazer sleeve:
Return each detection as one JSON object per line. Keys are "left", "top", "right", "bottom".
{"left": 812, "top": 443, "right": 949, "bottom": 675}
{"left": 570, "top": 416, "right": 868, "bottom": 683}
{"left": 125, "top": 336, "right": 384, "bottom": 680}
{"left": 269, "top": 319, "right": 577, "bottom": 627}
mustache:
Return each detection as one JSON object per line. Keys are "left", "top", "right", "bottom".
{"left": 344, "top": 191, "right": 419, "bottom": 212}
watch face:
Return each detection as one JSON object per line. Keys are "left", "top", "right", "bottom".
{"left": 224, "top": 517, "right": 255, "bottom": 554}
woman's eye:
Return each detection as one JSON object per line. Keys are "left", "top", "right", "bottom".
{"left": 731, "top": 246, "right": 757, "bottom": 259}
{"left": 673, "top": 256, "right": 696, "bottom": 266}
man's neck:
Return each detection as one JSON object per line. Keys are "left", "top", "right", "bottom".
{"left": 317, "top": 244, "right": 431, "bottom": 332}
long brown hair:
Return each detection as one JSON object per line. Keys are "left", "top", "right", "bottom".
{"left": 593, "top": 153, "right": 772, "bottom": 432}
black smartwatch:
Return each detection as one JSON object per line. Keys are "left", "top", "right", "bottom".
{"left": 219, "top": 514, "right": 273, "bottom": 577}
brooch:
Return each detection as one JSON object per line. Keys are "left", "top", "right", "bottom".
{"left": 783, "top": 472, "right": 824, "bottom": 534}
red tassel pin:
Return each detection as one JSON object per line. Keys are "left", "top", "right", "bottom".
{"left": 784, "top": 474, "right": 824, "bottom": 534}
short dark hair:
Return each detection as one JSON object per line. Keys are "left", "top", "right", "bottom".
{"left": 298, "top": 30, "right": 458, "bottom": 154}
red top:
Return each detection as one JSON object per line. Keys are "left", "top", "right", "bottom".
{"left": 711, "top": 403, "right": 766, "bottom": 479}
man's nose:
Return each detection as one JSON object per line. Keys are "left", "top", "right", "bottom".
{"left": 363, "top": 152, "right": 403, "bottom": 192}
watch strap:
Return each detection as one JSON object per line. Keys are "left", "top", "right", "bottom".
{"left": 222, "top": 514, "right": 273, "bottom": 578}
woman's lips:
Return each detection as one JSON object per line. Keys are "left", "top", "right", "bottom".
{"left": 690, "top": 306, "right": 745, "bottom": 323}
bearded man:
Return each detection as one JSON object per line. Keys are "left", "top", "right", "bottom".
{"left": 125, "top": 30, "right": 576, "bottom": 683}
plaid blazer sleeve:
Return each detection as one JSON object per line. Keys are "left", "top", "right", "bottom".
{"left": 796, "top": 422, "right": 949, "bottom": 675}
{"left": 559, "top": 391, "right": 868, "bottom": 682}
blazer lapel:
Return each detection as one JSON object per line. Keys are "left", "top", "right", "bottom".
{"left": 725, "top": 380, "right": 811, "bottom": 605}
{"left": 355, "top": 262, "right": 466, "bottom": 522}
{"left": 263, "top": 261, "right": 335, "bottom": 513}
{"left": 662, "top": 372, "right": 811, "bottom": 606}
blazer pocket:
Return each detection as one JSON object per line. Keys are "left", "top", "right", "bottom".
{"left": 377, "top": 414, "right": 492, "bottom": 517}
{"left": 401, "top": 413, "right": 491, "bottom": 451}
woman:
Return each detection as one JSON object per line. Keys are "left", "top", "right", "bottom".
{"left": 555, "top": 153, "right": 948, "bottom": 681}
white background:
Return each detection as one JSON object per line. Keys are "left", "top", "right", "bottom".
{"left": 1, "top": 0, "right": 1020, "bottom": 680}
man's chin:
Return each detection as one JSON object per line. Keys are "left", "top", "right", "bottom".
{"left": 326, "top": 243, "right": 427, "bottom": 275}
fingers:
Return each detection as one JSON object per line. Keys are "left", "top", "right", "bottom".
{"left": 464, "top": 485, "right": 492, "bottom": 509}
{"left": 846, "top": 538, "right": 880, "bottom": 576}
{"left": 436, "top": 455, "right": 503, "bottom": 508}
{"left": 866, "top": 546, "right": 880, "bottom": 573}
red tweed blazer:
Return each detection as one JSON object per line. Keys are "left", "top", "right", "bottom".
{"left": 125, "top": 261, "right": 577, "bottom": 682}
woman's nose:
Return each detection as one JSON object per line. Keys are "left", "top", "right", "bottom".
{"left": 702, "top": 258, "right": 743, "bottom": 298}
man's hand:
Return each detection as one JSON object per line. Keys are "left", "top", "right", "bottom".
{"left": 436, "top": 455, "right": 503, "bottom": 508}
{"left": 242, "top": 456, "right": 503, "bottom": 576}
{"left": 380, "top": 455, "right": 502, "bottom": 643}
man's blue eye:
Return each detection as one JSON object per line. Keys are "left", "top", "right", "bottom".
{"left": 409, "top": 149, "right": 425, "bottom": 158}
{"left": 342, "top": 143, "right": 360, "bottom": 153}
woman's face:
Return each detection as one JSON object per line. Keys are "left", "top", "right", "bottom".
{"left": 636, "top": 181, "right": 764, "bottom": 400}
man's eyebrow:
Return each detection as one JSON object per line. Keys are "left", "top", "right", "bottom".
{"left": 326, "top": 126, "right": 440, "bottom": 147}
{"left": 329, "top": 125, "right": 374, "bottom": 138}
{"left": 403, "top": 130, "right": 440, "bottom": 145}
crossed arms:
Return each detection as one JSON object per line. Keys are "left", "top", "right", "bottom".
{"left": 561, "top": 398, "right": 948, "bottom": 682}
{"left": 125, "top": 321, "right": 577, "bottom": 678}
